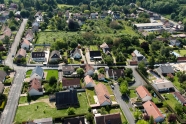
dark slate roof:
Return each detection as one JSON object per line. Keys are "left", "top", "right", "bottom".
{"left": 32, "top": 52, "right": 45, "bottom": 58}
{"left": 62, "top": 78, "right": 80, "bottom": 87}
{"left": 0, "top": 70, "right": 7, "bottom": 82}
{"left": 104, "top": 48, "right": 111, "bottom": 52}
{"left": 89, "top": 51, "right": 101, "bottom": 57}
{"left": 50, "top": 50, "right": 60, "bottom": 59}
{"left": 95, "top": 113, "right": 122, "bottom": 124}
{"left": 156, "top": 65, "right": 174, "bottom": 74}
{"left": 71, "top": 48, "right": 81, "bottom": 56}
{"left": 55, "top": 89, "right": 79, "bottom": 106}
{"left": 31, "top": 66, "right": 43, "bottom": 78}
{"left": 62, "top": 66, "right": 75, "bottom": 72}
{"left": 108, "top": 69, "right": 124, "bottom": 77}
{"left": 63, "top": 116, "right": 85, "bottom": 124}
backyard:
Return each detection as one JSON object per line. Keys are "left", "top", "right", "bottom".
{"left": 44, "top": 69, "right": 58, "bottom": 80}
{"left": 129, "top": 89, "right": 137, "bottom": 98}
{"left": 174, "top": 50, "right": 186, "bottom": 56}
{"left": 19, "top": 95, "right": 49, "bottom": 104}
{"left": 14, "top": 92, "right": 88, "bottom": 122}
{"left": 89, "top": 45, "right": 98, "bottom": 51}
{"left": 171, "top": 74, "right": 183, "bottom": 91}
{"left": 86, "top": 88, "right": 95, "bottom": 104}
{"left": 163, "top": 93, "right": 180, "bottom": 110}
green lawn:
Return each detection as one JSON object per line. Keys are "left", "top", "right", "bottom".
{"left": 110, "top": 96, "right": 116, "bottom": 101}
{"left": 174, "top": 50, "right": 186, "bottom": 56}
{"left": 44, "top": 69, "right": 58, "bottom": 80}
{"left": 105, "top": 84, "right": 114, "bottom": 95}
{"left": 57, "top": 4, "right": 74, "bottom": 8}
{"left": 36, "top": 31, "right": 78, "bottom": 44}
{"left": 152, "top": 96, "right": 161, "bottom": 104}
{"left": 172, "top": 74, "right": 183, "bottom": 91}
{"left": 15, "top": 92, "right": 88, "bottom": 123}
{"left": 129, "top": 90, "right": 137, "bottom": 98}
{"left": 163, "top": 93, "right": 180, "bottom": 110}
{"left": 26, "top": 70, "right": 32, "bottom": 77}
{"left": 19, "top": 95, "right": 49, "bottom": 104}
{"left": 90, "top": 45, "right": 98, "bottom": 51}
{"left": 86, "top": 88, "right": 95, "bottom": 104}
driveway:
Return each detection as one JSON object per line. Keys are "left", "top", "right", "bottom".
{"left": 113, "top": 84, "right": 135, "bottom": 124}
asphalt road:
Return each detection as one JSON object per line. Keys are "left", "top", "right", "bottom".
{"left": 0, "top": 19, "right": 28, "bottom": 124}
{"left": 113, "top": 84, "right": 135, "bottom": 124}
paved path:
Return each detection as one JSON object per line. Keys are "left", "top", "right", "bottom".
{"left": 0, "top": 19, "right": 28, "bottom": 124}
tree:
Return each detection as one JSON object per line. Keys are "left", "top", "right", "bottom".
{"left": 120, "top": 82, "right": 129, "bottom": 95}
{"left": 138, "top": 61, "right": 147, "bottom": 75}
{"left": 124, "top": 68, "right": 133, "bottom": 78}
{"left": 175, "top": 103, "right": 183, "bottom": 114}
{"left": 68, "top": 19, "right": 79, "bottom": 31}
{"left": 85, "top": 113, "right": 94, "bottom": 123}
{"left": 9, "top": 11, "right": 14, "bottom": 18}
{"left": 49, "top": 76, "right": 57, "bottom": 85}
{"left": 143, "top": 115, "right": 150, "bottom": 121}
{"left": 98, "top": 107, "right": 108, "bottom": 115}
{"left": 134, "top": 109, "right": 142, "bottom": 120}
{"left": 140, "top": 42, "right": 149, "bottom": 53}
{"left": 4, "top": 36, "right": 10, "bottom": 44}
{"left": 76, "top": 68, "right": 84, "bottom": 78}
{"left": 92, "top": 73, "right": 98, "bottom": 80}
{"left": 67, "top": 107, "right": 75, "bottom": 115}
{"left": 104, "top": 56, "right": 113, "bottom": 65}
{"left": 117, "top": 77, "right": 124, "bottom": 84}
{"left": 148, "top": 56, "right": 155, "bottom": 69}
{"left": 136, "top": 120, "right": 148, "bottom": 124}
{"left": 149, "top": 116, "right": 154, "bottom": 124}
{"left": 3, "top": 66, "right": 11, "bottom": 72}
{"left": 168, "top": 114, "right": 177, "bottom": 123}
{"left": 98, "top": 68, "right": 105, "bottom": 74}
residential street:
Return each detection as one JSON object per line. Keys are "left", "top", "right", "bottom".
{"left": 0, "top": 19, "right": 28, "bottom": 124}
{"left": 113, "top": 84, "right": 135, "bottom": 124}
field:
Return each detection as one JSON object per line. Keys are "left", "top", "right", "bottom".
{"left": 163, "top": 93, "right": 180, "bottom": 109}
{"left": 174, "top": 50, "right": 186, "bottom": 56}
{"left": 129, "top": 90, "right": 137, "bottom": 98}
{"left": 86, "top": 88, "right": 95, "bottom": 104}
{"left": 44, "top": 69, "right": 58, "bottom": 80}
{"left": 14, "top": 92, "right": 88, "bottom": 123}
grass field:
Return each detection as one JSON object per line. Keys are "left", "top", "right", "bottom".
{"left": 90, "top": 45, "right": 98, "bottom": 51}
{"left": 163, "top": 93, "right": 180, "bottom": 110}
{"left": 86, "top": 88, "right": 95, "bottom": 104}
{"left": 19, "top": 95, "right": 49, "bottom": 104}
{"left": 26, "top": 70, "right": 32, "bottom": 77}
{"left": 129, "top": 90, "right": 137, "bottom": 98}
{"left": 174, "top": 50, "right": 186, "bottom": 56}
{"left": 44, "top": 69, "right": 58, "bottom": 80}
{"left": 57, "top": 4, "right": 74, "bottom": 8}
{"left": 36, "top": 31, "right": 78, "bottom": 44}
{"left": 15, "top": 92, "right": 88, "bottom": 122}
{"left": 171, "top": 74, "right": 183, "bottom": 91}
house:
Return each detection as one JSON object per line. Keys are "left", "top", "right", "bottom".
{"left": 153, "top": 13, "right": 161, "bottom": 20}
{"left": 98, "top": 73, "right": 105, "bottom": 81}
{"left": 90, "top": 13, "right": 98, "bottom": 19}
{"left": 136, "top": 86, "right": 152, "bottom": 102}
{"left": 0, "top": 83, "right": 4, "bottom": 94}
{"left": 173, "top": 92, "right": 186, "bottom": 105}
{"left": 132, "top": 50, "right": 146, "bottom": 62}
{"left": 170, "top": 39, "right": 181, "bottom": 47}
{"left": 32, "top": 52, "right": 46, "bottom": 62}
{"left": 152, "top": 79, "right": 175, "bottom": 92}
{"left": 0, "top": 26, "right": 12, "bottom": 40}
{"left": 21, "top": 39, "right": 31, "bottom": 50}
{"left": 89, "top": 51, "right": 102, "bottom": 61}
{"left": 0, "top": 70, "right": 7, "bottom": 83}
{"left": 70, "top": 48, "right": 81, "bottom": 59}
{"left": 108, "top": 69, "right": 124, "bottom": 79}
{"left": 30, "top": 66, "right": 44, "bottom": 80}
{"left": 143, "top": 101, "right": 164, "bottom": 123}
{"left": 84, "top": 64, "right": 95, "bottom": 76}
{"left": 94, "top": 113, "right": 122, "bottom": 124}
{"left": 9, "top": 3, "right": 18, "bottom": 9}
{"left": 55, "top": 89, "right": 79, "bottom": 109}
{"left": 28, "top": 78, "right": 43, "bottom": 96}
{"left": 100, "top": 11, "right": 108, "bottom": 18}
{"left": 0, "top": 4, "right": 5, "bottom": 11}
{"left": 62, "top": 78, "right": 80, "bottom": 89}
{"left": 112, "top": 12, "right": 120, "bottom": 19}
{"left": 177, "top": 57, "right": 186, "bottom": 62}
{"left": 25, "top": 29, "right": 34, "bottom": 42}
{"left": 15, "top": 11, "right": 21, "bottom": 18}
{"left": 156, "top": 65, "right": 174, "bottom": 76}
{"left": 62, "top": 66, "right": 75, "bottom": 75}
{"left": 16, "top": 48, "right": 26, "bottom": 58}
{"left": 49, "top": 50, "right": 61, "bottom": 62}
{"left": 65, "top": 10, "right": 69, "bottom": 19}
{"left": 32, "top": 22, "right": 39, "bottom": 33}
{"left": 95, "top": 83, "right": 112, "bottom": 106}
{"left": 100, "top": 42, "right": 109, "bottom": 49}
{"left": 134, "top": 23, "right": 163, "bottom": 30}
{"left": 84, "top": 75, "right": 95, "bottom": 88}
{"left": 63, "top": 116, "right": 85, "bottom": 124}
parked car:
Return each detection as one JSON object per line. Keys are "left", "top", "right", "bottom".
{"left": 111, "top": 85, "right": 114, "bottom": 89}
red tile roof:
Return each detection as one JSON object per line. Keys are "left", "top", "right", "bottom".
{"left": 136, "top": 86, "right": 151, "bottom": 99}
{"left": 29, "top": 78, "right": 42, "bottom": 92}
{"left": 143, "top": 101, "right": 164, "bottom": 119}
{"left": 130, "top": 61, "right": 138, "bottom": 65}
{"left": 177, "top": 57, "right": 186, "bottom": 62}
{"left": 84, "top": 75, "right": 95, "bottom": 85}
{"left": 62, "top": 78, "right": 80, "bottom": 87}
{"left": 23, "top": 38, "right": 30, "bottom": 45}
{"left": 17, "top": 48, "right": 26, "bottom": 57}
{"left": 95, "top": 83, "right": 111, "bottom": 105}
